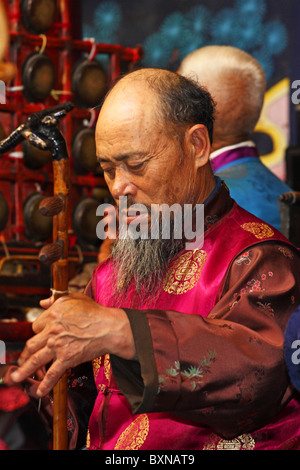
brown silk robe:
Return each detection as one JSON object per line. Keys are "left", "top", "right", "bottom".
{"left": 105, "top": 184, "right": 300, "bottom": 439}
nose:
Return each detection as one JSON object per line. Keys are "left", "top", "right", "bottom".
{"left": 109, "top": 166, "right": 138, "bottom": 201}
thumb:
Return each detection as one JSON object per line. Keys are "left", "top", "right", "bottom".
{"left": 40, "top": 295, "right": 55, "bottom": 309}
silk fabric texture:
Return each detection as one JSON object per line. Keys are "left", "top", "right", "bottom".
{"left": 85, "top": 182, "right": 300, "bottom": 450}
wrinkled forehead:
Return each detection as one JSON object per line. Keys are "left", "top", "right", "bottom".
{"left": 96, "top": 80, "right": 161, "bottom": 136}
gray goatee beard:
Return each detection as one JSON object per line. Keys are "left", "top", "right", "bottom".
{"left": 108, "top": 223, "right": 185, "bottom": 308}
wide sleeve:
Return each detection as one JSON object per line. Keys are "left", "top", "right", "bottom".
{"left": 110, "top": 242, "right": 300, "bottom": 438}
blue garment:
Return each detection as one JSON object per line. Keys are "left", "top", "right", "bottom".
{"left": 203, "top": 175, "right": 222, "bottom": 204}
{"left": 215, "top": 156, "right": 292, "bottom": 231}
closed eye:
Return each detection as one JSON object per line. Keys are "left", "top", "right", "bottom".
{"left": 98, "top": 154, "right": 150, "bottom": 176}
{"left": 101, "top": 165, "right": 115, "bottom": 178}
{"left": 127, "top": 161, "right": 146, "bottom": 171}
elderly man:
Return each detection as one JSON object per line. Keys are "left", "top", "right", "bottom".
{"left": 10, "top": 69, "right": 300, "bottom": 450}
{"left": 178, "top": 45, "right": 291, "bottom": 232}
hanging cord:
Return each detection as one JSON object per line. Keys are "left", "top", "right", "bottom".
{"left": 87, "top": 38, "right": 97, "bottom": 61}
{"left": 37, "top": 34, "right": 47, "bottom": 55}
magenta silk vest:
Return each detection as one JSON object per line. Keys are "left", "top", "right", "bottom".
{"left": 86, "top": 202, "right": 300, "bottom": 450}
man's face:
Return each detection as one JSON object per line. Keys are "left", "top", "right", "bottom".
{"left": 95, "top": 82, "right": 198, "bottom": 228}
{"left": 95, "top": 78, "right": 211, "bottom": 307}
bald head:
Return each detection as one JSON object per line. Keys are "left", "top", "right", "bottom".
{"left": 96, "top": 69, "right": 217, "bottom": 306}
{"left": 98, "top": 68, "right": 215, "bottom": 143}
{"left": 97, "top": 70, "right": 158, "bottom": 141}
{"left": 178, "top": 46, "right": 266, "bottom": 148}
{"left": 96, "top": 67, "right": 216, "bottom": 211}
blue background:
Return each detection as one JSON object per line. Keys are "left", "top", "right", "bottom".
{"left": 81, "top": 0, "right": 300, "bottom": 145}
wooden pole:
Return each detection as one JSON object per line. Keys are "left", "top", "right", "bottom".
{"left": 52, "top": 158, "right": 70, "bottom": 450}
{"left": 39, "top": 158, "right": 70, "bottom": 450}
{"left": 0, "top": 101, "right": 74, "bottom": 450}
{"left": 53, "top": 373, "right": 68, "bottom": 450}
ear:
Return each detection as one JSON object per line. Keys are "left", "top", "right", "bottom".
{"left": 186, "top": 124, "right": 211, "bottom": 169}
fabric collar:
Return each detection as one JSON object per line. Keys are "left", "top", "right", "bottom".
{"left": 209, "top": 141, "right": 259, "bottom": 173}
{"left": 202, "top": 178, "right": 234, "bottom": 232}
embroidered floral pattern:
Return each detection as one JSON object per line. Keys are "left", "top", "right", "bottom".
{"left": 278, "top": 246, "right": 294, "bottom": 259}
{"left": 233, "top": 271, "right": 274, "bottom": 298}
{"left": 70, "top": 375, "right": 88, "bottom": 388}
{"left": 163, "top": 249, "right": 207, "bottom": 295}
{"left": 92, "top": 356, "right": 102, "bottom": 380}
{"left": 241, "top": 222, "right": 274, "bottom": 239}
{"left": 158, "top": 350, "right": 216, "bottom": 391}
{"left": 203, "top": 433, "right": 255, "bottom": 450}
{"left": 257, "top": 301, "right": 275, "bottom": 317}
{"left": 104, "top": 354, "right": 111, "bottom": 380}
{"left": 86, "top": 430, "right": 90, "bottom": 449}
{"left": 235, "top": 251, "right": 251, "bottom": 266}
{"left": 67, "top": 415, "right": 74, "bottom": 432}
{"left": 114, "top": 414, "right": 149, "bottom": 450}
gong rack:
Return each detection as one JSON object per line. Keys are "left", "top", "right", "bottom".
{"left": 0, "top": 0, "right": 143, "bottom": 309}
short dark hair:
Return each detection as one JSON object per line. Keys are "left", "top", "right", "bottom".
{"left": 144, "top": 69, "right": 215, "bottom": 144}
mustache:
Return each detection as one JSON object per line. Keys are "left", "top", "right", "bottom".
{"left": 103, "top": 229, "right": 185, "bottom": 309}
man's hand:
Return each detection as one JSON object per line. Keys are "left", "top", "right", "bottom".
{"left": 10, "top": 292, "right": 135, "bottom": 396}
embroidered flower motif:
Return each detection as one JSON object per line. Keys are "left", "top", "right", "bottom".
{"left": 158, "top": 350, "right": 216, "bottom": 392}
{"left": 257, "top": 301, "right": 275, "bottom": 317}
{"left": 235, "top": 251, "right": 251, "bottom": 266}
{"left": 67, "top": 416, "right": 74, "bottom": 432}
{"left": 233, "top": 270, "right": 275, "bottom": 299}
{"left": 278, "top": 246, "right": 294, "bottom": 259}
{"left": 71, "top": 376, "right": 88, "bottom": 388}
{"left": 247, "top": 278, "right": 262, "bottom": 292}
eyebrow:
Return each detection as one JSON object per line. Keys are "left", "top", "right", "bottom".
{"left": 97, "top": 152, "right": 150, "bottom": 163}
{"left": 97, "top": 155, "right": 128, "bottom": 163}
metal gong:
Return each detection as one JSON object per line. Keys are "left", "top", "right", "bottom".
{"left": 23, "top": 140, "right": 52, "bottom": 170}
{"left": 22, "top": 52, "right": 56, "bottom": 102}
{"left": 72, "top": 59, "right": 107, "bottom": 108}
{"left": 0, "top": 192, "right": 9, "bottom": 232}
{"left": 20, "top": 0, "right": 57, "bottom": 34}
{"left": 23, "top": 193, "right": 53, "bottom": 241}
{"left": 72, "top": 197, "right": 102, "bottom": 247}
{"left": 72, "top": 127, "right": 98, "bottom": 175}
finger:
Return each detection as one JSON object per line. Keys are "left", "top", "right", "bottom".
{"left": 40, "top": 295, "right": 55, "bottom": 309}
{"left": 34, "top": 295, "right": 59, "bottom": 332}
{"left": 17, "top": 331, "right": 48, "bottom": 365}
{"left": 36, "top": 360, "right": 68, "bottom": 397}
{"left": 10, "top": 343, "right": 54, "bottom": 384}
{"left": 32, "top": 310, "right": 50, "bottom": 333}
